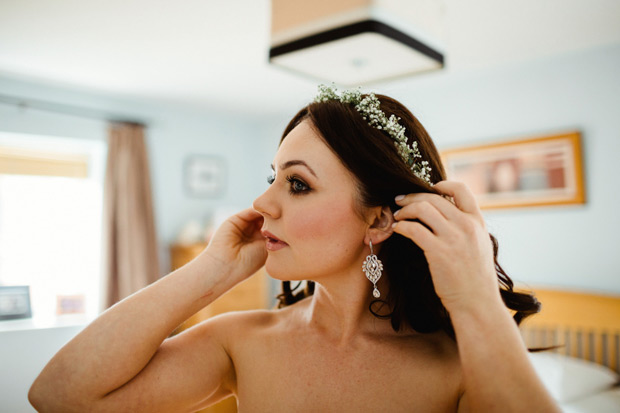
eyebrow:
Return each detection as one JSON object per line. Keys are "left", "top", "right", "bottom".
{"left": 271, "top": 160, "right": 317, "bottom": 178}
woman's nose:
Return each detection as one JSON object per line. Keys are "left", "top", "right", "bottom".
{"left": 252, "top": 186, "right": 280, "bottom": 219}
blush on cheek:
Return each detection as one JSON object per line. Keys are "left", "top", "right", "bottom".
{"left": 269, "top": 198, "right": 367, "bottom": 280}
{"left": 290, "top": 209, "right": 333, "bottom": 241}
{"left": 289, "top": 202, "right": 363, "bottom": 246}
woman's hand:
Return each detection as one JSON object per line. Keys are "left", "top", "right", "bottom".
{"left": 203, "top": 208, "right": 268, "bottom": 285}
{"left": 391, "top": 181, "right": 502, "bottom": 314}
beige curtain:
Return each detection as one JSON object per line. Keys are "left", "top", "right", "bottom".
{"left": 104, "top": 122, "right": 160, "bottom": 308}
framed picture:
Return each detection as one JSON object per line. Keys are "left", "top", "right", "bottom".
{"left": 184, "top": 156, "right": 227, "bottom": 198}
{"left": 441, "top": 131, "right": 585, "bottom": 209}
{"left": 0, "top": 286, "right": 32, "bottom": 320}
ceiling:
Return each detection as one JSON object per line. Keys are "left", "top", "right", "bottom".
{"left": 1, "top": 0, "right": 619, "bottom": 116}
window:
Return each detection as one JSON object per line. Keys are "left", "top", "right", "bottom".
{"left": 0, "top": 132, "right": 106, "bottom": 321}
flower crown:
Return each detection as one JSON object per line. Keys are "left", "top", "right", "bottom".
{"left": 314, "top": 84, "right": 432, "bottom": 185}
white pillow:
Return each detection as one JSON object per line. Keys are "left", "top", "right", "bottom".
{"left": 528, "top": 352, "right": 619, "bottom": 403}
{"left": 562, "top": 387, "right": 620, "bottom": 413}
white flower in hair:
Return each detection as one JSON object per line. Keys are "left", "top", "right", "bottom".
{"left": 314, "top": 84, "right": 433, "bottom": 185}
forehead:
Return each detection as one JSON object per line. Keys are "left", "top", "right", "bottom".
{"left": 274, "top": 120, "right": 342, "bottom": 177}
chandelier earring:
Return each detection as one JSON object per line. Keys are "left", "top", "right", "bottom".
{"left": 362, "top": 240, "right": 383, "bottom": 298}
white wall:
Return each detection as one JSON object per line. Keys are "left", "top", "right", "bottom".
{"left": 377, "top": 43, "right": 620, "bottom": 293}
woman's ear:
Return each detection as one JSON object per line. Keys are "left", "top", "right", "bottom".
{"left": 365, "top": 206, "right": 394, "bottom": 245}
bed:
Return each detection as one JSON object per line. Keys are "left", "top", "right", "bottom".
{"left": 519, "top": 288, "right": 620, "bottom": 412}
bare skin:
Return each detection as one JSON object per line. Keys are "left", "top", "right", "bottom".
{"left": 29, "top": 120, "right": 559, "bottom": 412}
{"left": 218, "top": 299, "right": 463, "bottom": 412}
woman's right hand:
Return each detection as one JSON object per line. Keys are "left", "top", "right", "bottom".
{"left": 202, "top": 208, "right": 267, "bottom": 285}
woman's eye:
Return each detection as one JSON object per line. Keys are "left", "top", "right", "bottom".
{"left": 286, "top": 176, "right": 310, "bottom": 194}
{"left": 267, "top": 174, "right": 275, "bottom": 185}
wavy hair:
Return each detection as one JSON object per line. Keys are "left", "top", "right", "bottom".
{"left": 275, "top": 95, "right": 540, "bottom": 339}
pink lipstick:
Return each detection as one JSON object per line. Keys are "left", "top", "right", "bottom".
{"left": 261, "top": 230, "right": 288, "bottom": 251}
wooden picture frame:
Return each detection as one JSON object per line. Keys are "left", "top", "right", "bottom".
{"left": 440, "top": 132, "right": 585, "bottom": 209}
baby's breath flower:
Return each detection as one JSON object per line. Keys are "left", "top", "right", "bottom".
{"left": 314, "top": 84, "right": 433, "bottom": 185}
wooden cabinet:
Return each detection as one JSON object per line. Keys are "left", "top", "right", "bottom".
{"left": 170, "top": 243, "right": 270, "bottom": 413}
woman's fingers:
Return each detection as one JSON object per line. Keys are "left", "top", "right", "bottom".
{"left": 392, "top": 220, "right": 437, "bottom": 251}
{"left": 229, "top": 208, "right": 264, "bottom": 239}
{"left": 395, "top": 191, "right": 460, "bottom": 222}
{"left": 393, "top": 199, "right": 452, "bottom": 237}
{"left": 432, "top": 181, "right": 481, "bottom": 216}
{"left": 391, "top": 181, "right": 486, "bottom": 254}
{"left": 236, "top": 207, "right": 263, "bottom": 221}
{"left": 206, "top": 208, "right": 267, "bottom": 281}
{"left": 392, "top": 182, "right": 498, "bottom": 315}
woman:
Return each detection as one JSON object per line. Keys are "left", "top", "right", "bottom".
{"left": 29, "top": 85, "right": 560, "bottom": 412}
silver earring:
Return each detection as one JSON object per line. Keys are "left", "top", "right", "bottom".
{"left": 362, "top": 240, "right": 383, "bottom": 298}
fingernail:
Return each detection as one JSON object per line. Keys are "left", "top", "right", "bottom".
{"left": 393, "top": 209, "right": 400, "bottom": 217}
{"left": 391, "top": 223, "right": 397, "bottom": 228}
{"left": 395, "top": 195, "right": 405, "bottom": 201}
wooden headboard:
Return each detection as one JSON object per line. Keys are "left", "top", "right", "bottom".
{"left": 519, "top": 288, "right": 620, "bottom": 374}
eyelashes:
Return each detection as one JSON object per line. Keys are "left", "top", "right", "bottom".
{"left": 266, "top": 173, "right": 311, "bottom": 195}
{"left": 286, "top": 175, "right": 310, "bottom": 194}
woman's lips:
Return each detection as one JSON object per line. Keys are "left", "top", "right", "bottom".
{"left": 261, "top": 230, "right": 288, "bottom": 251}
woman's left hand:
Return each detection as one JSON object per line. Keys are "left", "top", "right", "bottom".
{"left": 391, "top": 180, "right": 502, "bottom": 314}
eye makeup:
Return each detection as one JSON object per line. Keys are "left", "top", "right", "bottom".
{"left": 285, "top": 175, "right": 310, "bottom": 195}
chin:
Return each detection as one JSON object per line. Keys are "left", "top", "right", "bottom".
{"left": 264, "top": 256, "right": 308, "bottom": 282}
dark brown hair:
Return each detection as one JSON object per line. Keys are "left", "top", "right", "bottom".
{"left": 276, "top": 95, "right": 540, "bottom": 339}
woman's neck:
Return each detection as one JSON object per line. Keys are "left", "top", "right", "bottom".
{"left": 300, "top": 269, "right": 393, "bottom": 344}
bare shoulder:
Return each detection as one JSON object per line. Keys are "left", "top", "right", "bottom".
{"left": 413, "top": 329, "right": 466, "bottom": 405}
{"left": 200, "top": 307, "right": 283, "bottom": 332}
{"left": 414, "top": 328, "right": 460, "bottom": 360}
{"left": 393, "top": 327, "right": 462, "bottom": 376}
{"left": 424, "top": 330, "right": 463, "bottom": 377}
{"left": 191, "top": 306, "right": 293, "bottom": 346}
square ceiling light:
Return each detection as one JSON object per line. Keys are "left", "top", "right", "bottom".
{"left": 269, "top": 1, "right": 445, "bottom": 85}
